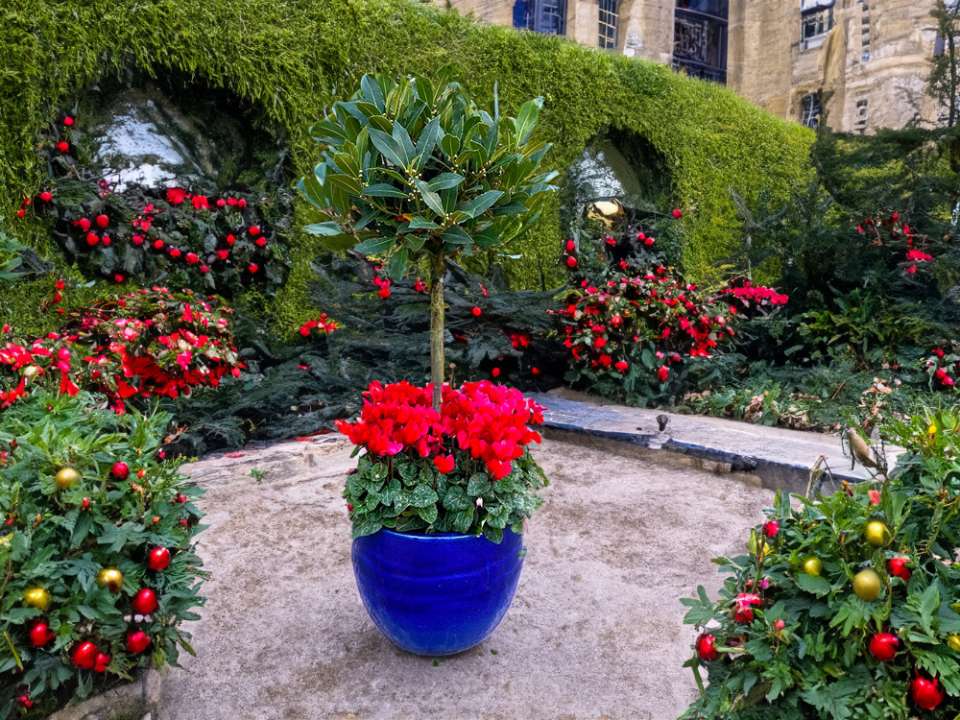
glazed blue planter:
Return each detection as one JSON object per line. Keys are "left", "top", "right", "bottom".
{"left": 352, "top": 528, "right": 525, "bottom": 656}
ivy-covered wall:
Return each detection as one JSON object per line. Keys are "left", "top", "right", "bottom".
{"left": 0, "top": 0, "right": 813, "bottom": 333}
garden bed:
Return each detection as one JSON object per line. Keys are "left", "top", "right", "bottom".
{"left": 158, "top": 433, "right": 772, "bottom": 719}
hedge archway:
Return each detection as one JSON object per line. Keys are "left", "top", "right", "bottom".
{"left": 0, "top": 0, "right": 813, "bottom": 334}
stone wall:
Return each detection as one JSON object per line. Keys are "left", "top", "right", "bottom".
{"left": 441, "top": 0, "right": 945, "bottom": 133}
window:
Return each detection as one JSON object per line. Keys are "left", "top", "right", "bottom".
{"left": 855, "top": 99, "right": 869, "bottom": 134}
{"left": 672, "top": 0, "right": 729, "bottom": 83}
{"left": 800, "top": 93, "right": 822, "bottom": 128}
{"left": 860, "top": 1, "right": 871, "bottom": 61}
{"left": 801, "top": 0, "right": 834, "bottom": 49}
{"left": 513, "top": 0, "right": 567, "bottom": 35}
{"left": 598, "top": 0, "right": 619, "bottom": 49}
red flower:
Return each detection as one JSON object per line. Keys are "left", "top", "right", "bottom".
{"left": 165, "top": 187, "right": 188, "bottom": 205}
{"left": 906, "top": 248, "right": 934, "bottom": 263}
{"left": 191, "top": 195, "right": 210, "bottom": 211}
{"left": 657, "top": 365, "right": 670, "bottom": 383}
{"left": 433, "top": 454, "right": 455, "bottom": 474}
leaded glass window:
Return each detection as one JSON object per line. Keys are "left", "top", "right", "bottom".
{"left": 599, "top": 0, "right": 618, "bottom": 49}
{"left": 513, "top": 0, "right": 567, "bottom": 35}
{"left": 672, "top": 0, "right": 728, "bottom": 84}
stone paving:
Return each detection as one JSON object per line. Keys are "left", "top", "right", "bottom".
{"left": 530, "top": 388, "right": 902, "bottom": 492}
{"left": 159, "top": 433, "right": 774, "bottom": 720}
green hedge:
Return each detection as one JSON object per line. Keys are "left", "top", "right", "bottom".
{"left": 0, "top": 0, "right": 812, "bottom": 334}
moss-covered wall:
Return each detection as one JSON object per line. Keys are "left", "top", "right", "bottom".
{"left": 0, "top": 0, "right": 813, "bottom": 333}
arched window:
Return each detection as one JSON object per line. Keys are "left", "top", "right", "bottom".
{"left": 598, "top": 0, "right": 619, "bottom": 50}
{"left": 513, "top": 0, "right": 567, "bottom": 35}
{"left": 672, "top": 0, "right": 728, "bottom": 83}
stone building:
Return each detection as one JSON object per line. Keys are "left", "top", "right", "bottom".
{"left": 440, "top": 0, "right": 948, "bottom": 133}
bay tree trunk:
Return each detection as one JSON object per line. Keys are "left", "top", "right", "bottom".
{"left": 429, "top": 253, "right": 445, "bottom": 410}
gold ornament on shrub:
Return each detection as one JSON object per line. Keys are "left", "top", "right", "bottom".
{"left": 801, "top": 556, "right": 822, "bottom": 576}
{"left": 23, "top": 587, "right": 50, "bottom": 611}
{"left": 864, "top": 520, "right": 891, "bottom": 547}
{"left": 54, "top": 467, "right": 80, "bottom": 490}
{"left": 97, "top": 567, "right": 124, "bottom": 593}
{"left": 853, "top": 568, "right": 882, "bottom": 602}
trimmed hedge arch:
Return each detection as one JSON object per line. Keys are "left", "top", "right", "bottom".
{"left": 0, "top": 0, "right": 812, "bottom": 334}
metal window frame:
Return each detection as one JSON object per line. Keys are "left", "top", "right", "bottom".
{"left": 672, "top": 0, "right": 728, "bottom": 84}
{"left": 598, "top": 0, "right": 619, "bottom": 49}
{"left": 800, "top": 92, "right": 822, "bottom": 128}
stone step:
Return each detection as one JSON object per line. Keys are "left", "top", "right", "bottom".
{"left": 528, "top": 389, "right": 903, "bottom": 494}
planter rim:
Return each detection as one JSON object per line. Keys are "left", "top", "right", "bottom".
{"left": 369, "top": 528, "right": 519, "bottom": 542}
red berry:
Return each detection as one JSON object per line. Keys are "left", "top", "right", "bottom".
{"left": 16, "top": 694, "right": 33, "bottom": 709}
{"left": 531, "top": 366, "right": 541, "bottom": 376}
{"left": 215, "top": 249, "right": 229, "bottom": 261}
{"left": 95, "top": 213, "right": 109, "bottom": 229}
{"left": 672, "top": 208, "right": 683, "bottom": 219}
{"left": 185, "top": 252, "right": 199, "bottom": 265}
{"left": 111, "top": 461, "right": 129, "bottom": 480}
{"left": 81, "top": 497, "right": 91, "bottom": 510}
{"left": 94, "top": 652, "right": 111, "bottom": 673}
{"left": 491, "top": 367, "right": 501, "bottom": 378}
{"left": 175, "top": 493, "right": 187, "bottom": 504}
{"left": 247, "top": 262, "right": 259, "bottom": 273}
{"left": 470, "top": 306, "right": 482, "bottom": 318}
{"left": 63, "top": 115, "right": 75, "bottom": 127}
{"left": 565, "top": 239, "right": 576, "bottom": 252}
{"left": 147, "top": 546, "right": 171, "bottom": 572}
{"left": 101, "top": 234, "right": 112, "bottom": 247}
{"left": 255, "top": 237, "right": 267, "bottom": 247}
{"left": 763, "top": 520, "right": 779, "bottom": 538}
{"left": 131, "top": 588, "right": 158, "bottom": 615}
{"left": 56, "top": 140, "right": 70, "bottom": 153}
{"left": 199, "top": 264, "right": 210, "bottom": 274}
{"left": 113, "top": 273, "right": 125, "bottom": 284}
{"left": 125, "top": 630, "right": 151, "bottom": 655}
{"left": 247, "top": 225, "right": 261, "bottom": 237}
{"left": 216, "top": 198, "right": 226, "bottom": 208}
{"left": 169, "top": 247, "right": 182, "bottom": 259}
{"left": 74, "top": 217, "right": 91, "bottom": 232}
{"left": 152, "top": 239, "right": 165, "bottom": 251}
{"left": 565, "top": 256, "right": 578, "bottom": 268}
{"left": 85, "top": 232, "right": 100, "bottom": 247}
{"left": 696, "top": 633, "right": 719, "bottom": 661}
{"left": 29, "top": 621, "right": 53, "bottom": 648}
{"left": 911, "top": 675, "right": 945, "bottom": 711}
{"left": 38, "top": 191, "right": 53, "bottom": 203}
{"left": 773, "top": 619, "right": 786, "bottom": 632}
{"left": 868, "top": 632, "right": 899, "bottom": 662}
{"left": 225, "top": 233, "right": 236, "bottom": 246}
{"left": 887, "top": 556, "right": 911, "bottom": 581}
{"left": 72, "top": 641, "right": 97, "bottom": 669}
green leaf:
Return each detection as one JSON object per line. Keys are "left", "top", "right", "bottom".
{"left": 414, "top": 180, "right": 446, "bottom": 217}
{"left": 407, "top": 216, "right": 440, "bottom": 231}
{"left": 387, "top": 248, "right": 409, "bottom": 280}
{"left": 360, "top": 74, "right": 386, "bottom": 112}
{"left": 303, "top": 221, "right": 344, "bottom": 236}
{"left": 410, "top": 483, "right": 440, "bottom": 507}
{"left": 369, "top": 127, "right": 408, "bottom": 168}
{"left": 795, "top": 573, "right": 831, "bottom": 597}
{"left": 362, "top": 183, "right": 408, "bottom": 199}
{"left": 415, "top": 117, "right": 443, "bottom": 169}
{"left": 417, "top": 504, "right": 439, "bottom": 524}
{"left": 353, "top": 237, "right": 395, "bottom": 256}
{"left": 427, "top": 173, "right": 464, "bottom": 191}
{"left": 513, "top": 97, "right": 543, "bottom": 146}
{"left": 458, "top": 190, "right": 503, "bottom": 218}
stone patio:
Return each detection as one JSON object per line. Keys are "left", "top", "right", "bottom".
{"left": 160, "top": 433, "right": 773, "bottom": 720}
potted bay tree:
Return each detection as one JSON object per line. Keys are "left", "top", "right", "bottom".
{"left": 299, "top": 72, "right": 556, "bottom": 655}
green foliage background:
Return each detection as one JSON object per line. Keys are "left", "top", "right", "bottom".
{"left": 0, "top": 0, "right": 812, "bottom": 334}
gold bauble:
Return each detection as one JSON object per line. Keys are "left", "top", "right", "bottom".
{"left": 948, "top": 634, "right": 960, "bottom": 653}
{"left": 97, "top": 567, "right": 124, "bottom": 593}
{"left": 23, "top": 587, "right": 50, "bottom": 611}
{"left": 802, "top": 557, "right": 823, "bottom": 576}
{"left": 864, "top": 520, "right": 890, "bottom": 547}
{"left": 853, "top": 568, "right": 882, "bottom": 602}
{"left": 54, "top": 467, "right": 81, "bottom": 490}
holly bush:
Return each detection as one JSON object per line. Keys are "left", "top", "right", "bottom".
{"left": 21, "top": 114, "right": 292, "bottom": 295}
{"left": 681, "top": 409, "right": 960, "bottom": 719}
{"left": 555, "top": 212, "right": 787, "bottom": 406}
{"left": 0, "top": 391, "right": 204, "bottom": 717}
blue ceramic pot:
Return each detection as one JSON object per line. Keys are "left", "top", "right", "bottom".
{"left": 352, "top": 528, "right": 525, "bottom": 656}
